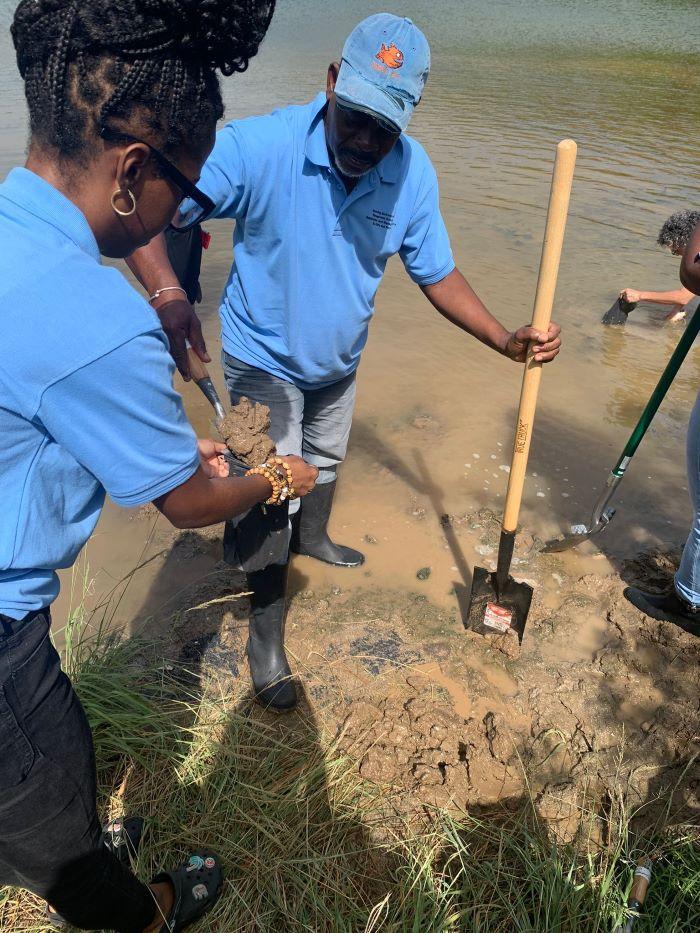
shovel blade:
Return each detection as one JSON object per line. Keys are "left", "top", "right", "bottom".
{"left": 466, "top": 566, "right": 533, "bottom": 643}
{"left": 542, "top": 531, "right": 593, "bottom": 552}
{"left": 602, "top": 297, "right": 636, "bottom": 326}
{"left": 542, "top": 508, "right": 616, "bottom": 553}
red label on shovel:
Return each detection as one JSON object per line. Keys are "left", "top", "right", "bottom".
{"left": 483, "top": 603, "right": 513, "bottom": 633}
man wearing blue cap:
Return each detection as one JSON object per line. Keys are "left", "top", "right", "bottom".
{"left": 129, "top": 13, "right": 562, "bottom": 712}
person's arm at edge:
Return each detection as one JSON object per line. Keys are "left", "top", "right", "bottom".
{"left": 620, "top": 286, "right": 695, "bottom": 306}
{"left": 680, "top": 223, "right": 700, "bottom": 295}
{"left": 420, "top": 267, "right": 561, "bottom": 363}
{"left": 127, "top": 234, "right": 209, "bottom": 381}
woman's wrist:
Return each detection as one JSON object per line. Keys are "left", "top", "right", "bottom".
{"left": 148, "top": 284, "right": 188, "bottom": 306}
{"left": 245, "top": 460, "right": 296, "bottom": 505}
{"left": 245, "top": 472, "right": 274, "bottom": 502}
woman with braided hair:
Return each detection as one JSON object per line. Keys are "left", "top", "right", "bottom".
{"left": 0, "top": 1, "right": 317, "bottom": 930}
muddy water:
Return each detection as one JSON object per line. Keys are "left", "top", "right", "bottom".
{"left": 1, "top": 1, "right": 699, "bottom": 642}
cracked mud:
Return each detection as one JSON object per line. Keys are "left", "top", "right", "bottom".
{"left": 149, "top": 511, "right": 699, "bottom": 845}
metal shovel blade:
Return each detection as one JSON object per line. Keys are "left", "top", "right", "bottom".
{"left": 542, "top": 508, "right": 616, "bottom": 552}
{"left": 195, "top": 376, "right": 226, "bottom": 425}
{"left": 602, "top": 297, "right": 636, "bottom": 325}
{"left": 542, "top": 526, "right": 594, "bottom": 552}
{"left": 466, "top": 565, "right": 533, "bottom": 643}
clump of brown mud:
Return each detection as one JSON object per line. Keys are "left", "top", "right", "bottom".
{"left": 220, "top": 396, "right": 275, "bottom": 467}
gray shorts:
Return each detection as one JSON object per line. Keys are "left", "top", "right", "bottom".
{"left": 221, "top": 353, "right": 357, "bottom": 570}
{"left": 222, "top": 352, "right": 357, "bottom": 489}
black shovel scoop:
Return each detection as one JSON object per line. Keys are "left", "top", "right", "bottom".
{"left": 467, "top": 532, "right": 533, "bottom": 641}
{"left": 602, "top": 295, "right": 636, "bottom": 326}
{"left": 467, "top": 139, "right": 577, "bottom": 642}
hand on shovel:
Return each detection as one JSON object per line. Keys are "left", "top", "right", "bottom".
{"left": 619, "top": 288, "right": 642, "bottom": 304}
{"left": 503, "top": 323, "right": 562, "bottom": 363}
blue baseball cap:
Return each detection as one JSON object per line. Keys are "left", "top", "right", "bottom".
{"left": 334, "top": 14, "right": 430, "bottom": 134}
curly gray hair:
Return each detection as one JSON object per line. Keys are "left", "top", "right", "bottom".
{"left": 657, "top": 210, "right": 700, "bottom": 252}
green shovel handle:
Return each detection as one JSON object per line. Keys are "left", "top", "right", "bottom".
{"left": 612, "top": 306, "right": 700, "bottom": 476}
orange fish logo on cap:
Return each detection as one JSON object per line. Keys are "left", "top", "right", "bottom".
{"left": 376, "top": 42, "right": 403, "bottom": 69}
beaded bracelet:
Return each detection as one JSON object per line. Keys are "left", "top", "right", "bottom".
{"left": 245, "top": 459, "right": 295, "bottom": 506}
{"left": 269, "top": 456, "right": 297, "bottom": 500}
{"left": 245, "top": 465, "right": 282, "bottom": 505}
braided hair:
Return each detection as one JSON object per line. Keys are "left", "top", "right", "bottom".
{"left": 11, "top": 0, "right": 276, "bottom": 161}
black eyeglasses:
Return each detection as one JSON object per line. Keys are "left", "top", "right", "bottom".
{"left": 100, "top": 126, "right": 215, "bottom": 231}
{"left": 335, "top": 101, "right": 401, "bottom": 137}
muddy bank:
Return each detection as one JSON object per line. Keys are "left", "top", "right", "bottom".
{"left": 139, "top": 510, "right": 699, "bottom": 846}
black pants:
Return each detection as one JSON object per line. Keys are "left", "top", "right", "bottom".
{"left": 0, "top": 611, "right": 154, "bottom": 932}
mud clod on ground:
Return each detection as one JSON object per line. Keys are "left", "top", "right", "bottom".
{"left": 220, "top": 396, "right": 276, "bottom": 467}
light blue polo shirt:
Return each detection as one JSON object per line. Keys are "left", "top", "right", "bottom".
{"left": 0, "top": 168, "right": 199, "bottom": 620}
{"left": 190, "top": 93, "right": 454, "bottom": 389}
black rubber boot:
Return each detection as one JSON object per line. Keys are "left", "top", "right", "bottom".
{"left": 623, "top": 586, "right": 700, "bottom": 637}
{"left": 290, "top": 480, "right": 364, "bottom": 568}
{"left": 247, "top": 562, "right": 297, "bottom": 711}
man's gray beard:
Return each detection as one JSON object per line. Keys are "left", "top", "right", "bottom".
{"left": 334, "top": 152, "right": 373, "bottom": 179}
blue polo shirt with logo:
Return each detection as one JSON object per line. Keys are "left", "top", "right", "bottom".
{"left": 191, "top": 93, "right": 454, "bottom": 389}
{"left": 0, "top": 168, "right": 199, "bottom": 620}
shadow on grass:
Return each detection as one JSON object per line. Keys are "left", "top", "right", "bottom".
{"left": 75, "top": 630, "right": 461, "bottom": 930}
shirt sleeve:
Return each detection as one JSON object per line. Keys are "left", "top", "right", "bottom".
{"left": 37, "top": 331, "right": 200, "bottom": 508}
{"left": 399, "top": 160, "right": 455, "bottom": 286}
{"left": 177, "top": 122, "right": 250, "bottom": 225}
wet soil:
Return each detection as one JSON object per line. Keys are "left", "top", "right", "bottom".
{"left": 143, "top": 509, "right": 699, "bottom": 845}
{"left": 219, "top": 396, "right": 275, "bottom": 467}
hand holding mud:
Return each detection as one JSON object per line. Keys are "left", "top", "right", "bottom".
{"left": 245, "top": 455, "right": 318, "bottom": 504}
{"left": 197, "top": 438, "right": 229, "bottom": 478}
{"left": 274, "top": 454, "right": 319, "bottom": 498}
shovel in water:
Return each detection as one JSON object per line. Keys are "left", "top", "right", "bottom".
{"left": 467, "top": 139, "right": 577, "bottom": 642}
{"left": 602, "top": 295, "right": 637, "bottom": 325}
{"left": 543, "top": 304, "right": 700, "bottom": 552}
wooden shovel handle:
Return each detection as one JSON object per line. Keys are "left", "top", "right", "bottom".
{"left": 503, "top": 139, "right": 577, "bottom": 533}
{"left": 187, "top": 345, "right": 210, "bottom": 382}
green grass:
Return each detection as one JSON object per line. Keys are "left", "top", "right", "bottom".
{"left": 1, "top": 610, "right": 698, "bottom": 931}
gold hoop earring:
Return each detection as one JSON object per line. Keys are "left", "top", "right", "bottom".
{"left": 110, "top": 188, "right": 137, "bottom": 217}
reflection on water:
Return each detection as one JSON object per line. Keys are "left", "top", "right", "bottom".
{"left": 1, "top": 0, "right": 699, "bottom": 622}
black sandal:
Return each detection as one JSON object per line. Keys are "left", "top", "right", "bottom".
{"left": 151, "top": 850, "right": 224, "bottom": 932}
{"left": 46, "top": 816, "right": 146, "bottom": 928}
